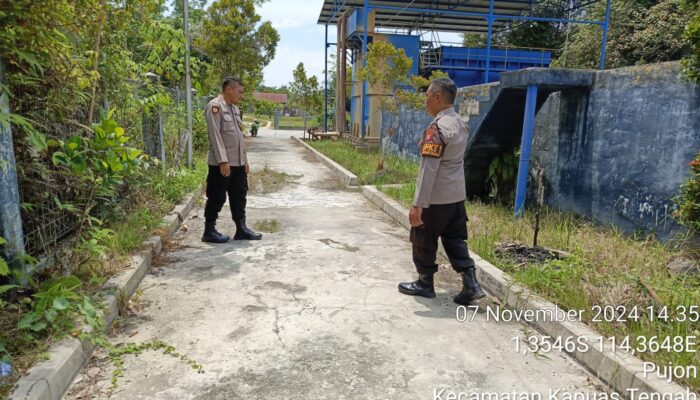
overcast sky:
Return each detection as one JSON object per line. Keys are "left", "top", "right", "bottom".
{"left": 256, "top": 0, "right": 461, "bottom": 88}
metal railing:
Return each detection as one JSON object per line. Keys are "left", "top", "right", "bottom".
{"left": 420, "top": 42, "right": 555, "bottom": 71}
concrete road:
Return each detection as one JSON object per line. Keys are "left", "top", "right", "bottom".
{"left": 66, "top": 128, "right": 603, "bottom": 399}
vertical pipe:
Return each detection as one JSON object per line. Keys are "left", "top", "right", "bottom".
{"left": 360, "top": 0, "right": 369, "bottom": 140}
{"left": 158, "top": 105, "right": 166, "bottom": 173}
{"left": 0, "top": 59, "right": 27, "bottom": 280}
{"left": 514, "top": 84, "right": 538, "bottom": 219}
{"left": 183, "top": 0, "right": 194, "bottom": 168}
{"left": 337, "top": 12, "right": 347, "bottom": 134}
{"left": 324, "top": 24, "right": 329, "bottom": 133}
{"left": 599, "top": 0, "right": 612, "bottom": 70}
{"left": 484, "top": 0, "right": 494, "bottom": 84}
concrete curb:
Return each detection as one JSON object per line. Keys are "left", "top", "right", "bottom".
{"left": 361, "top": 185, "right": 691, "bottom": 398}
{"left": 291, "top": 136, "right": 359, "bottom": 187}
{"left": 10, "top": 185, "right": 205, "bottom": 400}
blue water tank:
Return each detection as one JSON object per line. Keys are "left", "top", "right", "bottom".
{"left": 425, "top": 46, "right": 553, "bottom": 87}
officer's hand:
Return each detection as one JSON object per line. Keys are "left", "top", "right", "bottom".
{"left": 409, "top": 206, "right": 424, "bottom": 227}
{"left": 244, "top": 163, "right": 250, "bottom": 174}
{"left": 219, "top": 162, "right": 231, "bottom": 177}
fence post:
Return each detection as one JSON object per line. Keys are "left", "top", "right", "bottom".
{"left": 158, "top": 104, "right": 166, "bottom": 173}
{"left": 183, "top": 0, "right": 194, "bottom": 168}
{"left": 0, "top": 58, "right": 27, "bottom": 280}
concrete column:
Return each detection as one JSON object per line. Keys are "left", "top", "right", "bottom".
{"left": 514, "top": 84, "right": 539, "bottom": 218}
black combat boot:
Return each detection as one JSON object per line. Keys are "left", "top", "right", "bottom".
{"left": 398, "top": 274, "right": 436, "bottom": 298}
{"left": 201, "top": 221, "right": 230, "bottom": 243}
{"left": 233, "top": 219, "right": 262, "bottom": 240}
{"left": 453, "top": 267, "right": 486, "bottom": 305}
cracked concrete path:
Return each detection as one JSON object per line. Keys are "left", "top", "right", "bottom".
{"left": 66, "top": 128, "right": 603, "bottom": 399}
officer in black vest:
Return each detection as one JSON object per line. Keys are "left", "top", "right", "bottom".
{"left": 201, "top": 77, "right": 262, "bottom": 243}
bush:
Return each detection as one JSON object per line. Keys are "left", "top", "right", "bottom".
{"left": 683, "top": 1, "right": 700, "bottom": 81}
{"left": 674, "top": 150, "right": 700, "bottom": 233}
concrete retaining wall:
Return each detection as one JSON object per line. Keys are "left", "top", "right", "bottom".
{"left": 380, "top": 105, "right": 432, "bottom": 161}
{"left": 380, "top": 62, "right": 699, "bottom": 240}
{"left": 530, "top": 62, "right": 699, "bottom": 240}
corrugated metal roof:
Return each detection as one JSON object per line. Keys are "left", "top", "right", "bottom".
{"left": 318, "top": 0, "right": 536, "bottom": 33}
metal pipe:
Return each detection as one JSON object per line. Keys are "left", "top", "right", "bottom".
{"left": 514, "top": 84, "right": 538, "bottom": 218}
{"left": 324, "top": 23, "right": 329, "bottom": 133}
{"left": 183, "top": 0, "right": 193, "bottom": 168}
{"left": 484, "top": 0, "right": 494, "bottom": 84}
{"left": 360, "top": 1, "right": 369, "bottom": 140}
{"left": 372, "top": 4, "right": 606, "bottom": 26}
{"left": 338, "top": 12, "right": 348, "bottom": 133}
{"left": 599, "top": 0, "right": 612, "bottom": 70}
{"left": 158, "top": 105, "right": 166, "bottom": 173}
{"left": 0, "top": 58, "right": 27, "bottom": 282}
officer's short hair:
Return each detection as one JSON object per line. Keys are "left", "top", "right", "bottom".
{"left": 222, "top": 76, "right": 243, "bottom": 92}
{"left": 429, "top": 78, "right": 457, "bottom": 104}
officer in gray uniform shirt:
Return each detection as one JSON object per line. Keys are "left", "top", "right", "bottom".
{"left": 398, "top": 77, "right": 485, "bottom": 305}
{"left": 201, "top": 76, "right": 262, "bottom": 243}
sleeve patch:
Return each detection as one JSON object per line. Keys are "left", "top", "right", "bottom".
{"left": 212, "top": 105, "right": 220, "bottom": 114}
{"left": 423, "top": 124, "right": 438, "bottom": 143}
{"left": 419, "top": 122, "right": 445, "bottom": 157}
{"left": 421, "top": 142, "right": 445, "bottom": 158}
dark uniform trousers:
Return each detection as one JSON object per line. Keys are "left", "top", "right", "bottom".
{"left": 410, "top": 201, "right": 476, "bottom": 275}
{"left": 204, "top": 165, "right": 248, "bottom": 224}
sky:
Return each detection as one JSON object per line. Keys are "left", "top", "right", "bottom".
{"left": 257, "top": 0, "right": 335, "bottom": 88}
{"left": 256, "top": 0, "right": 461, "bottom": 88}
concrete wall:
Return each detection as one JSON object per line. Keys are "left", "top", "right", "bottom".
{"left": 530, "top": 62, "right": 699, "bottom": 240}
{"left": 381, "top": 105, "right": 433, "bottom": 160}
{"left": 380, "top": 62, "right": 699, "bottom": 240}
{"left": 381, "top": 98, "right": 463, "bottom": 160}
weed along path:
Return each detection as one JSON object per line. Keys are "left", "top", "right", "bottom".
{"left": 66, "top": 128, "right": 603, "bottom": 399}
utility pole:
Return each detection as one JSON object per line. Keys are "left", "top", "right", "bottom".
{"left": 183, "top": 0, "right": 194, "bottom": 168}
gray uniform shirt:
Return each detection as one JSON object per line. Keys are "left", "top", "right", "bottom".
{"left": 205, "top": 95, "right": 247, "bottom": 166}
{"left": 413, "top": 107, "right": 468, "bottom": 208}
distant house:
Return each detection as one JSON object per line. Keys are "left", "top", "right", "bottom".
{"left": 252, "top": 92, "right": 288, "bottom": 105}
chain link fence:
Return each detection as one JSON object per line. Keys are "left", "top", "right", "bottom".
{"left": 11, "top": 82, "right": 208, "bottom": 259}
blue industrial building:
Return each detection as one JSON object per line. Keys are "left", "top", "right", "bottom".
{"left": 318, "top": 0, "right": 612, "bottom": 218}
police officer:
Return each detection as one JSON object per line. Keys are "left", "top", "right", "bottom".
{"left": 201, "top": 76, "right": 262, "bottom": 243}
{"left": 398, "top": 77, "right": 485, "bottom": 305}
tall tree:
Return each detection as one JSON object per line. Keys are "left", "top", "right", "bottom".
{"left": 555, "top": 0, "right": 692, "bottom": 69}
{"left": 684, "top": 0, "right": 700, "bottom": 80}
{"left": 461, "top": 33, "right": 487, "bottom": 47}
{"left": 289, "top": 63, "right": 322, "bottom": 133}
{"left": 199, "top": 0, "right": 280, "bottom": 91}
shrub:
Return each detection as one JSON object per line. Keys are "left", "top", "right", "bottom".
{"left": 673, "top": 150, "right": 700, "bottom": 233}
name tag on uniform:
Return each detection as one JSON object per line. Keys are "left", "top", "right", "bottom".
{"left": 421, "top": 142, "right": 445, "bottom": 158}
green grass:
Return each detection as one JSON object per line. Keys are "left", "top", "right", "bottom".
{"left": 307, "top": 141, "right": 699, "bottom": 390}
{"left": 0, "top": 159, "right": 208, "bottom": 397}
{"left": 379, "top": 184, "right": 700, "bottom": 390}
{"left": 242, "top": 114, "right": 271, "bottom": 123}
{"left": 106, "top": 159, "right": 207, "bottom": 256}
{"left": 308, "top": 140, "right": 418, "bottom": 185}
{"left": 248, "top": 164, "right": 293, "bottom": 194}
{"left": 279, "top": 116, "right": 312, "bottom": 128}
{"left": 253, "top": 219, "right": 282, "bottom": 233}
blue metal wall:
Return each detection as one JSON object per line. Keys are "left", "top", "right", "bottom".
{"left": 425, "top": 46, "right": 552, "bottom": 87}
{"left": 386, "top": 34, "right": 420, "bottom": 75}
